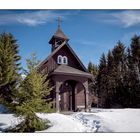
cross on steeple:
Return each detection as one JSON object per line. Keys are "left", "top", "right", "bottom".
{"left": 56, "top": 17, "right": 62, "bottom": 28}
{"left": 49, "top": 17, "right": 69, "bottom": 52}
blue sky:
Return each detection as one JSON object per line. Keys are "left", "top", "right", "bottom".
{"left": 0, "top": 10, "right": 140, "bottom": 70}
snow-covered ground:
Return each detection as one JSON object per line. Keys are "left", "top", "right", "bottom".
{"left": 37, "top": 113, "right": 89, "bottom": 132}
{"left": 0, "top": 109, "right": 140, "bottom": 132}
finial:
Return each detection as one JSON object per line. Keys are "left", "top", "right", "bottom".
{"left": 56, "top": 17, "right": 62, "bottom": 28}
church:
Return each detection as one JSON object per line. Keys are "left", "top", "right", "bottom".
{"left": 38, "top": 20, "right": 93, "bottom": 112}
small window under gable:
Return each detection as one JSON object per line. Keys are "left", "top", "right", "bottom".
{"left": 57, "top": 55, "right": 62, "bottom": 64}
{"left": 57, "top": 55, "right": 68, "bottom": 65}
{"left": 63, "top": 56, "right": 68, "bottom": 65}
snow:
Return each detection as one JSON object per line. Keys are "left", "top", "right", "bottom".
{"left": 90, "top": 108, "right": 140, "bottom": 132}
{"left": 1, "top": 109, "right": 140, "bottom": 132}
{"left": 37, "top": 113, "right": 88, "bottom": 132}
{"left": 0, "top": 114, "right": 21, "bottom": 132}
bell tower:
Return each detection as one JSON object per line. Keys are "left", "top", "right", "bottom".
{"left": 49, "top": 17, "right": 69, "bottom": 52}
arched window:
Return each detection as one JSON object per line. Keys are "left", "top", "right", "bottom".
{"left": 63, "top": 56, "right": 68, "bottom": 65}
{"left": 57, "top": 55, "right": 62, "bottom": 64}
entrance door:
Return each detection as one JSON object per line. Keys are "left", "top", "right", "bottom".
{"left": 60, "top": 80, "right": 77, "bottom": 112}
{"left": 68, "top": 84, "right": 75, "bottom": 111}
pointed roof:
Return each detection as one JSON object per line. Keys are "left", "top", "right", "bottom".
{"left": 54, "top": 27, "right": 69, "bottom": 39}
{"left": 49, "top": 27, "right": 69, "bottom": 44}
{"left": 38, "top": 41, "right": 87, "bottom": 72}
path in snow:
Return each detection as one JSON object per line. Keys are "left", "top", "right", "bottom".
{"left": 75, "top": 108, "right": 140, "bottom": 132}
{"left": 72, "top": 113, "right": 111, "bottom": 132}
{"left": 37, "top": 113, "right": 97, "bottom": 132}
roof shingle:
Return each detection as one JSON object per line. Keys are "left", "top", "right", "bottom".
{"left": 54, "top": 27, "right": 69, "bottom": 40}
{"left": 51, "top": 65, "right": 92, "bottom": 78}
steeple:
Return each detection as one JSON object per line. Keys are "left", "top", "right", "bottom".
{"left": 49, "top": 17, "right": 69, "bottom": 52}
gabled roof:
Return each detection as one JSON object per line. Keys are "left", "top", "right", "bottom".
{"left": 38, "top": 41, "right": 87, "bottom": 72}
{"left": 38, "top": 41, "right": 66, "bottom": 68}
{"left": 49, "top": 27, "right": 69, "bottom": 44}
{"left": 51, "top": 65, "right": 92, "bottom": 78}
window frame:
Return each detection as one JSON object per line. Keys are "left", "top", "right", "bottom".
{"left": 57, "top": 55, "right": 63, "bottom": 64}
{"left": 63, "top": 56, "right": 68, "bottom": 65}
{"left": 57, "top": 55, "right": 68, "bottom": 65}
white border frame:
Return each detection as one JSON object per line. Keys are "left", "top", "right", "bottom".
{"left": 0, "top": 0, "right": 140, "bottom": 9}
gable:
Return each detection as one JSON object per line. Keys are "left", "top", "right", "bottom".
{"left": 38, "top": 42, "right": 87, "bottom": 74}
{"left": 53, "top": 44, "right": 85, "bottom": 71}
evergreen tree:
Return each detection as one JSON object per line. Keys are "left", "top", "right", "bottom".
{"left": 128, "top": 35, "right": 140, "bottom": 107}
{"left": 97, "top": 42, "right": 128, "bottom": 108}
{"left": 88, "top": 61, "right": 98, "bottom": 93}
{"left": 94, "top": 35, "right": 140, "bottom": 108}
{"left": 88, "top": 61, "right": 98, "bottom": 107}
{"left": 11, "top": 53, "right": 53, "bottom": 132}
{"left": 88, "top": 61, "right": 98, "bottom": 76}
{"left": 111, "top": 41, "right": 126, "bottom": 107}
{"left": 125, "top": 47, "right": 135, "bottom": 107}
{"left": 131, "top": 35, "right": 140, "bottom": 71}
{"left": 88, "top": 61, "right": 93, "bottom": 74}
{"left": 106, "top": 50, "right": 115, "bottom": 107}
{"left": 0, "top": 33, "right": 21, "bottom": 106}
{"left": 97, "top": 53, "right": 108, "bottom": 107}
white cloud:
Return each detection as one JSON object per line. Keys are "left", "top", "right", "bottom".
{"left": 0, "top": 10, "right": 64, "bottom": 26}
{"left": 90, "top": 10, "right": 140, "bottom": 28}
{"left": 2, "top": 10, "right": 140, "bottom": 28}
{"left": 95, "top": 10, "right": 140, "bottom": 28}
{"left": 111, "top": 10, "right": 140, "bottom": 27}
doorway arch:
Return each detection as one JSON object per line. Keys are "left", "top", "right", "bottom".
{"left": 59, "top": 80, "right": 86, "bottom": 112}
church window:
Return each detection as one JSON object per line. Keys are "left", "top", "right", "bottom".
{"left": 63, "top": 56, "right": 68, "bottom": 65}
{"left": 57, "top": 55, "right": 62, "bottom": 64}
{"left": 57, "top": 55, "right": 68, "bottom": 65}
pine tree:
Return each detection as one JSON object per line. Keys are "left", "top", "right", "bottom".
{"left": 128, "top": 35, "right": 140, "bottom": 107}
{"left": 125, "top": 47, "right": 135, "bottom": 107}
{"left": 97, "top": 53, "right": 108, "bottom": 107}
{"left": 88, "top": 61, "right": 93, "bottom": 73}
{"left": 95, "top": 36, "right": 140, "bottom": 108}
{"left": 106, "top": 50, "right": 115, "bottom": 107}
{"left": 111, "top": 41, "right": 126, "bottom": 107}
{"left": 88, "top": 61, "right": 98, "bottom": 76}
{"left": 131, "top": 35, "right": 140, "bottom": 71}
{"left": 0, "top": 33, "right": 21, "bottom": 106}
{"left": 97, "top": 42, "right": 127, "bottom": 108}
{"left": 88, "top": 61, "right": 98, "bottom": 93}
{"left": 88, "top": 61, "right": 98, "bottom": 107}
{"left": 11, "top": 53, "right": 53, "bottom": 132}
